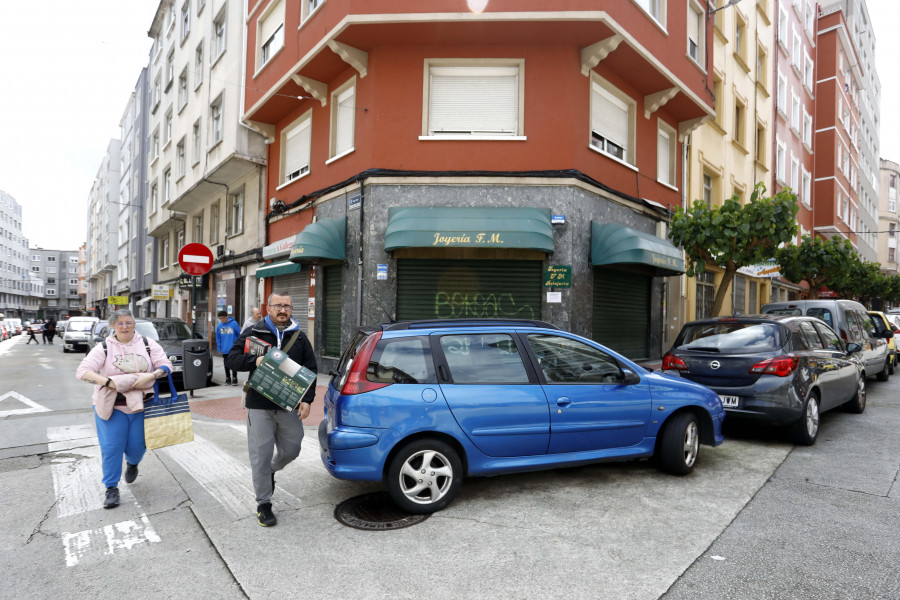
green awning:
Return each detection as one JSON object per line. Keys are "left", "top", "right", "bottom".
{"left": 255, "top": 261, "right": 303, "bottom": 279}
{"left": 289, "top": 217, "right": 346, "bottom": 262}
{"left": 384, "top": 207, "right": 554, "bottom": 253}
{"left": 591, "top": 222, "right": 685, "bottom": 276}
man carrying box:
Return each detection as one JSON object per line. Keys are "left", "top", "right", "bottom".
{"left": 226, "top": 292, "right": 317, "bottom": 527}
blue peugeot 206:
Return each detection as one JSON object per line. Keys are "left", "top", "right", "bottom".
{"left": 319, "top": 319, "right": 725, "bottom": 513}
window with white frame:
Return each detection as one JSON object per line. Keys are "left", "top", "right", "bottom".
{"left": 306, "top": 0, "right": 324, "bottom": 20}
{"left": 176, "top": 138, "right": 186, "bottom": 178}
{"left": 802, "top": 108, "right": 812, "bottom": 147}
{"left": 657, "top": 122, "right": 676, "bottom": 186}
{"left": 259, "top": 0, "right": 284, "bottom": 68}
{"left": 130, "top": 254, "right": 136, "bottom": 280}
{"left": 153, "top": 75, "right": 161, "bottom": 111}
{"left": 151, "top": 128, "right": 160, "bottom": 161}
{"left": 194, "top": 42, "right": 204, "bottom": 88}
{"left": 802, "top": 167, "right": 811, "bottom": 206}
{"left": 227, "top": 189, "right": 243, "bottom": 236}
{"left": 145, "top": 243, "right": 152, "bottom": 274}
{"left": 46, "top": 288, "right": 56, "bottom": 296}
{"left": 635, "top": 0, "right": 666, "bottom": 27}
{"left": 210, "top": 201, "right": 219, "bottom": 244}
{"left": 194, "top": 213, "right": 203, "bottom": 243}
{"left": 702, "top": 172, "right": 715, "bottom": 208}
{"left": 778, "top": 6, "right": 789, "bottom": 51}
{"left": 210, "top": 95, "right": 223, "bottom": 145}
{"left": 47, "top": 266, "right": 56, "bottom": 274}
{"left": 425, "top": 62, "right": 522, "bottom": 137}
{"left": 791, "top": 154, "right": 799, "bottom": 191}
{"left": 213, "top": 8, "right": 226, "bottom": 60}
{"left": 160, "top": 237, "right": 169, "bottom": 269}
{"left": 777, "top": 70, "right": 787, "bottom": 115}
{"left": 735, "top": 13, "right": 748, "bottom": 64}
{"left": 805, "top": 0, "right": 814, "bottom": 35}
{"left": 178, "top": 68, "right": 189, "bottom": 110}
{"left": 176, "top": 229, "right": 185, "bottom": 251}
{"left": 590, "top": 75, "right": 635, "bottom": 164}
{"left": 687, "top": 1, "right": 704, "bottom": 64}
{"left": 330, "top": 80, "right": 356, "bottom": 158}
{"left": 791, "top": 91, "right": 801, "bottom": 132}
{"left": 164, "top": 109, "right": 173, "bottom": 145}
{"left": 181, "top": 1, "right": 191, "bottom": 41}
{"left": 837, "top": 143, "right": 843, "bottom": 172}
{"left": 192, "top": 119, "right": 201, "bottom": 164}
{"left": 792, "top": 29, "right": 802, "bottom": 71}
{"left": 776, "top": 137, "right": 786, "bottom": 183}
{"left": 69, "top": 278, "right": 78, "bottom": 286}
{"left": 150, "top": 183, "right": 159, "bottom": 213}
{"left": 803, "top": 52, "right": 813, "bottom": 90}
{"left": 166, "top": 50, "right": 175, "bottom": 90}
{"left": 734, "top": 97, "right": 746, "bottom": 147}
{"left": 282, "top": 112, "right": 311, "bottom": 184}
{"left": 164, "top": 167, "right": 172, "bottom": 204}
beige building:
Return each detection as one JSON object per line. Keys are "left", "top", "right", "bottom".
{"left": 678, "top": 0, "right": 776, "bottom": 335}
{"left": 145, "top": 0, "right": 267, "bottom": 336}
{"left": 877, "top": 159, "right": 900, "bottom": 276}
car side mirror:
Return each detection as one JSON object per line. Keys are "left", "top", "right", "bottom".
{"left": 621, "top": 368, "right": 639, "bottom": 385}
{"left": 846, "top": 342, "right": 862, "bottom": 354}
{"left": 884, "top": 330, "right": 894, "bottom": 339}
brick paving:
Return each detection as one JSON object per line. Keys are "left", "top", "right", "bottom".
{"left": 189, "top": 385, "right": 327, "bottom": 427}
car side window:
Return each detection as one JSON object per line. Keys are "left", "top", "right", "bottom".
{"left": 439, "top": 333, "right": 529, "bottom": 384}
{"left": 526, "top": 333, "right": 624, "bottom": 384}
{"left": 367, "top": 337, "right": 435, "bottom": 384}
{"left": 846, "top": 311, "right": 864, "bottom": 341}
{"left": 797, "top": 322, "right": 825, "bottom": 349}
{"left": 807, "top": 308, "right": 834, "bottom": 329}
{"left": 812, "top": 321, "right": 843, "bottom": 352}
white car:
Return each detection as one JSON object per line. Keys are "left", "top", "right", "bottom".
{"left": 63, "top": 317, "right": 99, "bottom": 353}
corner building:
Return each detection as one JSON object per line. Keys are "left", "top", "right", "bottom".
{"left": 243, "top": 1, "right": 715, "bottom": 369}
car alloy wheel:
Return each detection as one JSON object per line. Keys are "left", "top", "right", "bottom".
{"left": 791, "top": 395, "right": 819, "bottom": 446}
{"left": 844, "top": 376, "right": 866, "bottom": 414}
{"left": 387, "top": 439, "right": 462, "bottom": 514}
{"left": 657, "top": 412, "right": 700, "bottom": 475}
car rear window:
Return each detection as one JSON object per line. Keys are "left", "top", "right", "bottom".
{"left": 678, "top": 322, "right": 783, "bottom": 353}
{"left": 367, "top": 337, "right": 435, "bottom": 384}
{"left": 765, "top": 307, "right": 801, "bottom": 316}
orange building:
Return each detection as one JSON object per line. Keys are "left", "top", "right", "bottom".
{"left": 243, "top": 1, "right": 715, "bottom": 365}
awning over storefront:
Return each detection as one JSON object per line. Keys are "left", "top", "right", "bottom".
{"left": 591, "top": 222, "right": 685, "bottom": 276}
{"left": 384, "top": 207, "right": 554, "bottom": 253}
{"left": 135, "top": 296, "right": 153, "bottom": 306}
{"left": 289, "top": 217, "right": 346, "bottom": 262}
{"left": 255, "top": 261, "right": 304, "bottom": 278}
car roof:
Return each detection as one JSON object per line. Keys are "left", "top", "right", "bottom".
{"left": 682, "top": 314, "right": 821, "bottom": 327}
{"left": 379, "top": 318, "right": 560, "bottom": 332}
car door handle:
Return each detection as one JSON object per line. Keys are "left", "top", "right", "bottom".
{"left": 556, "top": 397, "right": 571, "bottom": 407}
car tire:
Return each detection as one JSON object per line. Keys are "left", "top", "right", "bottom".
{"left": 876, "top": 358, "right": 890, "bottom": 382}
{"left": 62, "top": 347, "right": 69, "bottom": 353}
{"left": 657, "top": 412, "right": 700, "bottom": 476}
{"left": 843, "top": 376, "right": 867, "bottom": 414}
{"left": 387, "top": 438, "right": 463, "bottom": 514}
{"left": 791, "top": 394, "right": 820, "bottom": 446}
{"left": 889, "top": 356, "right": 895, "bottom": 375}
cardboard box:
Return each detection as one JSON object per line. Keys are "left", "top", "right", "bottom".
{"left": 248, "top": 349, "right": 317, "bottom": 411}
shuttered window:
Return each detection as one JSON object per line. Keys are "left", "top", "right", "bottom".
{"left": 428, "top": 65, "right": 519, "bottom": 136}
{"left": 323, "top": 264, "right": 342, "bottom": 357}
{"left": 592, "top": 269, "right": 650, "bottom": 359}
{"left": 590, "top": 79, "right": 632, "bottom": 163}
{"left": 259, "top": 0, "right": 284, "bottom": 66}
{"left": 283, "top": 115, "right": 311, "bottom": 183}
{"left": 331, "top": 85, "right": 355, "bottom": 157}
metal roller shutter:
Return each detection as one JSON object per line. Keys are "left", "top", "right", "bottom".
{"left": 272, "top": 270, "right": 308, "bottom": 335}
{"left": 397, "top": 259, "right": 542, "bottom": 321}
{"left": 592, "top": 269, "right": 650, "bottom": 359}
{"left": 323, "top": 264, "right": 342, "bottom": 357}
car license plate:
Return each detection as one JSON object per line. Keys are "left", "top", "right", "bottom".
{"left": 172, "top": 365, "right": 183, "bottom": 373}
{"left": 719, "top": 395, "right": 739, "bottom": 408}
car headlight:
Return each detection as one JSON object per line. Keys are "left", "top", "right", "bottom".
{"left": 168, "top": 354, "right": 180, "bottom": 362}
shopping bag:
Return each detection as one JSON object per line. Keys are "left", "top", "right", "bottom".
{"left": 144, "top": 371, "right": 194, "bottom": 449}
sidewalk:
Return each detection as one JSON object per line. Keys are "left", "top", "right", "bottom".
{"left": 187, "top": 354, "right": 327, "bottom": 426}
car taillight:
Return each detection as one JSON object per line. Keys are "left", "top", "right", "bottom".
{"left": 340, "top": 331, "right": 391, "bottom": 395}
{"left": 662, "top": 352, "right": 688, "bottom": 371}
{"left": 749, "top": 355, "right": 799, "bottom": 377}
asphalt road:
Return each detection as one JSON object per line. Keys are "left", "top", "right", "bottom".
{"left": 1, "top": 334, "right": 897, "bottom": 599}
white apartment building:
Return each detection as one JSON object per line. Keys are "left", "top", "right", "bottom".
{"left": 86, "top": 139, "right": 122, "bottom": 318}
{"left": 0, "top": 189, "right": 29, "bottom": 318}
{"left": 145, "top": 0, "right": 267, "bottom": 336}
{"left": 878, "top": 159, "right": 900, "bottom": 275}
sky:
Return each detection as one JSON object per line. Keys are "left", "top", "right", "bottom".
{"left": 0, "top": 0, "right": 898, "bottom": 251}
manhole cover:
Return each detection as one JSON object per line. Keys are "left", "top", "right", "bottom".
{"left": 334, "top": 492, "right": 430, "bottom": 530}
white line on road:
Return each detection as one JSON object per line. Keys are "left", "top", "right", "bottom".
{"left": 0, "top": 391, "right": 51, "bottom": 417}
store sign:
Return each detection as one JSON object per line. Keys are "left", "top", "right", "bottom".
{"left": 262, "top": 236, "right": 297, "bottom": 259}
{"left": 431, "top": 232, "right": 505, "bottom": 246}
{"left": 543, "top": 265, "right": 572, "bottom": 288}
{"left": 178, "top": 274, "right": 204, "bottom": 286}
{"left": 151, "top": 285, "right": 171, "bottom": 300}
{"left": 108, "top": 296, "right": 129, "bottom": 305}
{"left": 737, "top": 261, "right": 782, "bottom": 278}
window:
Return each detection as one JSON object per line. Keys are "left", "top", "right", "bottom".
{"left": 164, "top": 109, "right": 173, "bottom": 145}
{"left": 733, "top": 98, "right": 746, "bottom": 147}
{"left": 702, "top": 173, "right": 714, "bottom": 208}
{"left": 803, "top": 52, "right": 814, "bottom": 90}
{"left": 151, "top": 128, "right": 160, "bottom": 161}
{"left": 889, "top": 223, "right": 896, "bottom": 238}
{"left": 176, "top": 228, "right": 185, "bottom": 250}
{"left": 791, "top": 91, "right": 801, "bottom": 132}
{"left": 757, "top": 44, "right": 768, "bottom": 88}
{"left": 713, "top": 76, "right": 725, "bottom": 128}
{"left": 178, "top": 68, "right": 189, "bottom": 110}
{"left": 213, "top": 8, "right": 226, "bottom": 60}
{"left": 166, "top": 50, "right": 175, "bottom": 90}
{"left": 306, "top": 0, "right": 324, "bottom": 20}
{"left": 802, "top": 108, "right": 812, "bottom": 147}
{"left": 657, "top": 122, "right": 676, "bottom": 186}
{"left": 194, "top": 43, "right": 204, "bottom": 88}
{"left": 145, "top": 243, "right": 153, "bottom": 274}
{"left": 439, "top": 333, "right": 528, "bottom": 384}
{"left": 153, "top": 75, "right": 161, "bottom": 111}
{"left": 687, "top": 1, "right": 705, "bottom": 64}
{"left": 69, "top": 279, "right": 78, "bottom": 286}
{"left": 890, "top": 248, "right": 896, "bottom": 263}
{"left": 227, "top": 188, "right": 243, "bottom": 236}
{"left": 160, "top": 237, "right": 169, "bottom": 269}
{"left": 150, "top": 183, "right": 159, "bottom": 213}
{"left": 802, "top": 168, "right": 811, "bottom": 206}
{"left": 210, "top": 201, "right": 219, "bottom": 244}
{"left": 330, "top": 80, "right": 356, "bottom": 158}
{"left": 634, "top": 0, "right": 666, "bottom": 27}
{"left": 590, "top": 75, "right": 635, "bottom": 164}
{"left": 425, "top": 62, "right": 522, "bottom": 138}
{"left": 192, "top": 119, "right": 201, "bottom": 164}
{"left": 528, "top": 334, "right": 625, "bottom": 384}
{"left": 777, "top": 70, "right": 787, "bottom": 115}
{"left": 776, "top": 137, "right": 786, "bottom": 183}
{"left": 194, "top": 213, "right": 203, "bottom": 243}
{"left": 181, "top": 1, "right": 191, "bottom": 41}
{"left": 696, "top": 270, "right": 716, "bottom": 320}
{"left": 792, "top": 29, "right": 802, "bottom": 71}
{"left": 47, "top": 266, "right": 56, "bottom": 274}
{"left": 258, "top": 0, "right": 284, "bottom": 68}
{"left": 131, "top": 254, "right": 136, "bottom": 280}
{"left": 164, "top": 167, "right": 172, "bottom": 204}
{"left": 734, "top": 14, "right": 748, "bottom": 64}
{"left": 367, "top": 337, "right": 436, "bottom": 384}
{"left": 210, "top": 95, "right": 223, "bottom": 145}
{"left": 791, "top": 154, "right": 800, "bottom": 191}
{"left": 778, "top": 6, "right": 789, "bottom": 51}
{"left": 176, "top": 138, "right": 186, "bottom": 178}
{"left": 282, "top": 112, "right": 311, "bottom": 183}
{"left": 756, "top": 121, "right": 767, "bottom": 163}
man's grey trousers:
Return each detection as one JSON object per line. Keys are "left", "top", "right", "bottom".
{"left": 246, "top": 407, "right": 304, "bottom": 504}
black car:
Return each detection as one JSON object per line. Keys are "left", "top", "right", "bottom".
{"left": 662, "top": 315, "right": 865, "bottom": 445}
{"left": 90, "top": 317, "right": 212, "bottom": 387}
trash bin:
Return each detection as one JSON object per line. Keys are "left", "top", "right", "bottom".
{"left": 182, "top": 338, "right": 210, "bottom": 390}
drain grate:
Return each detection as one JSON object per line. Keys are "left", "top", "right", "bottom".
{"left": 334, "top": 492, "right": 430, "bottom": 530}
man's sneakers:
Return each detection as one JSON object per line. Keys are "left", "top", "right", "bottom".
{"left": 225, "top": 378, "right": 232, "bottom": 385}
{"left": 257, "top": 502, "right": 277, "bottom": 527}
{"left": 104, "top": 487, "right": 120, "bottom": 509}
{"left": 125, "top": 462, "right": 139, "bottom": 484}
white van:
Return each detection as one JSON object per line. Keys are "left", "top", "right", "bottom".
{"left": 2, "top": 318, "right": 22, "bottom": 336}
{"left": 63, "top": 317, "right": 99, "bottom": 353}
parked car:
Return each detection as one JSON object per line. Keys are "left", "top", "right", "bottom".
{"left": 761, "top": 299, "right": 891, "bottom": 382}
{"left": 319, "top": 319, "right": 726, "bottom": 514}
{"left": 62, "top": 317, "right": 100, "bottom": 352}
{"left": 869, "top": 311, "right": 897, "bottom": 374}
{"left": 84, "top": 321, "right": 108, "bottom": 354}
{"left": 89, "top": 317, "right": 212, "bottom": 386}
{"left": 3, "top": 318, "right": 22, "bottom": 335}
{"left": 56, "top": 319, "right": 69, "bottom": 340}
{"left": 0, "top": 323, "right": 9, "bottom": 341}
{"left": 663, "top": 315, "right": 865, "bottom": 446}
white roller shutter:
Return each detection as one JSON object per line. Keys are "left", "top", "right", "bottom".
{"left": 429, "top": 66, "right": 518, "bottom": 136}
{"left": 591, "top": 82, "right": 629, "bottom": 151}
{"left": 334, "top": 86, "right": 355, "bottom": 155}
{"left": 283, "top": 118, "right": 311, "bottom": 182}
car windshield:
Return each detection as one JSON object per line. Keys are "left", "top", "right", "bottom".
{"left": 136, "top": 321, "right": 193, "bottom": 341}
{"left": 69, "top": 321, "right": 95, "bottom": 332}
{"left": 678, "top": 322, "right": 782, "bottom": 353}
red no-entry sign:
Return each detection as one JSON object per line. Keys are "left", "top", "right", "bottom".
{"left": 178, "top": 243, "right": 214, "bottom": 276}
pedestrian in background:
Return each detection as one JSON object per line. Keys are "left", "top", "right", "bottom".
{"left": 226, "top": 292, "right": 317, "bottom": 527}
{"left": 242, "top": 306, "right": 261, "bottom": 331}
{"left": 75, "top": 309, "right": 172, "bottom": 509}
{"left": 215, "top": 310, "right": 240, "bottom": 386}
{"left": 43, "top": 318, "right": 56, "bottom": 344}
{"left": 26, "top": 322, "right": 40, "bottom": 344}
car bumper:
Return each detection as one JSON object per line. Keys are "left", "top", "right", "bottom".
{"left": 703, "top": 377, "right": 804, "bottom": 425}
{"left": 318, "top": 420, "right": 399, "bottom": 482}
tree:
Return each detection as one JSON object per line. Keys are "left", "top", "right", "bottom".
{"left": 775, "top": 235, "right": 858, "bottom": 300}
{"left": 831, "top": 259, "right": 887, "bottom": 305}
{"left": 669, "top": 183, "right": 798, "bottom": 316}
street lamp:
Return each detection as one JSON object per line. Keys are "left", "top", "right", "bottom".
{"left": 708, "top": 0, "right": 743, "bottom": 17}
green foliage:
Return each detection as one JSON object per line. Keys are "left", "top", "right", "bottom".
{"left": 776, "top": 235, "right": 858, "bottom": 299}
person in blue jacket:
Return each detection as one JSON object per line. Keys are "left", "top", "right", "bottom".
{"left": 215, "top": 311, "right": 240, "bottom": 385}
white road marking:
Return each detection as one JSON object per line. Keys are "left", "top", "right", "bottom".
{"left": 47, "top": 425, "right": 160, "bottom": 567}
{"left": 0, "top": 391, "right": 51, "bottom": 417}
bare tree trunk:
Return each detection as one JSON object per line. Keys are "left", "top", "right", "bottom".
{"left": 711, "top": 266, "right": 737, "bottom": 316}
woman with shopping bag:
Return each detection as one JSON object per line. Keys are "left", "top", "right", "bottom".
{"left": 76, "top": 309, "right": 172, "bottom": 509}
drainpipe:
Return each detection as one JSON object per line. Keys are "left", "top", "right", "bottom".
{"left": 357, "top": 179, "right": 365, "bottom": 325}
